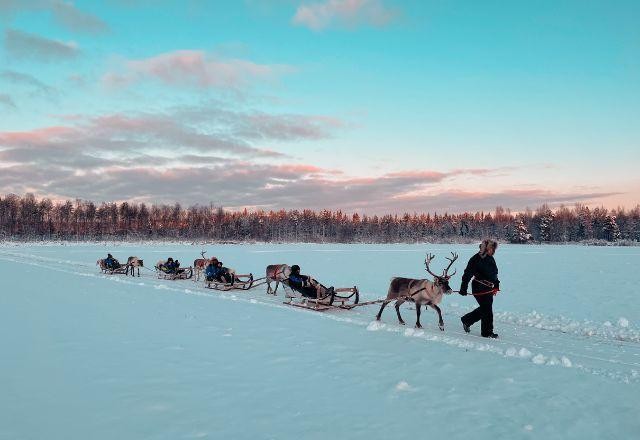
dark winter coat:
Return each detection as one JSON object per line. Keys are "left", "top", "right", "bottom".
{"left": 288, "top": 273, "right": 310, "bottom": 290}
{"left": 205, "top": 264, "right": 219, "bottom": 280}
{"left": 460, "top": 253, "right": 500, "bottom": 294}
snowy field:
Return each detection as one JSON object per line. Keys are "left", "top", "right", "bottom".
{"left": 1, "top": 243, "right": 639, "bottom": 440}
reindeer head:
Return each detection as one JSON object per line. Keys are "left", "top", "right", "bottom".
{"left": 424, "top": 252, "right": 458, "bottom": 294}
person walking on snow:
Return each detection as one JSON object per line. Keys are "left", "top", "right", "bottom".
{"left": 459, "top": 239, "right": 501, "bottom": 338}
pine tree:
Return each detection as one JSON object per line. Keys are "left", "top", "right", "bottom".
{"left": 602, "top": 215, "right": 621, "bottom": 241}
{"left": 538, "top": 207, "right": 554, "bottom": 242}
{"left": 511, "top": 217, "right": 532, "bottom": 243}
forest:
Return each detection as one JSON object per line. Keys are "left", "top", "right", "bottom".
{"left": 0, "top": 193, "right": 637, "bottom": 244}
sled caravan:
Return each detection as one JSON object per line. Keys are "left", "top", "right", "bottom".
{"left": 97, "top": 250, "right": 470, "bottom": 330}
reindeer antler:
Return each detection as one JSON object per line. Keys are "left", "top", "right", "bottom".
{"left": 444, "top": 252, "right": 458, "bottom": 277}
{"left": 424, "top": 253, "right": 440, "bottom": 278}
{"left": 201, "top": 250, "right": 207, "bottom": 258}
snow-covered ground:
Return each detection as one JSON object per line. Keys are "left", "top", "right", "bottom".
{"left": 1, "top": 243, "right": 638, "bottom": 439}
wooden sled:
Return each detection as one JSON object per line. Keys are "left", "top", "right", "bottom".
{"left": 283, "top": 285, "right": 360, "bottom": 311}
{"left": 101, "top": 266, "right": 128, "bottom": 275}
{"left": 204, "top": 274, "right": 267, "bottom": 291}
{"left": 156, "top": 265, "right": 194, "bottom": 280}
{"left": 98, "top": 259, "right": 128, "bottom": 275}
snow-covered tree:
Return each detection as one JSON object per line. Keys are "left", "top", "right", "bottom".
{"left": 602, "top": 215, "right": 621, "bottom": 241}
{"left": 511, "top": 217, "right": 533, "bottom": 243}
{"left": 538, "top": 207, "right": 554, "bottom": 242}
{"left": 576, "top": 205, "right": 593, "bottom": 240}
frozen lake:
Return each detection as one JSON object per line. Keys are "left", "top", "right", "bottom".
{"left": 1, "top": 243, "right": 639, "bottom": 439}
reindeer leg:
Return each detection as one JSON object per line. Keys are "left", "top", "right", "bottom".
{"left": 395, "top": 298, "right": 406, "bottom": 325}
{"left": 430, "top": 304, "right": 445, "bottom": 331}
{"left": 415, "top": 303, "right": 422, "bottom": 328}
{"left": 376, "top": 300, "right": 390, "bottom": 321}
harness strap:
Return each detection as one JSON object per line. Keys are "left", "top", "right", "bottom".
{"left": 472, "top": 288, "right": 499, "bottom": 296}
{"left": 473, "top": 278, "right": 495, "bottom": 288}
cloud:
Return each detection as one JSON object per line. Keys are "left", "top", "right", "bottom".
{"left": 49, "top": 1, "right": 108, "bottom": 33}
{"left": 292, "top": 0, "right": 397, "bottom": 31}
{"left": 0, "top": 0, "right": 108, "bottom": 33}
{"left": 0, "top": 155, "right": 617, "bottom": 213}
{"left": 381, "top": 189, "right": 622, "bottom": 214}
{"left": 0, "top": 93, "right": 17, "bottom": 110}
{"left": 4, "top": 28, "right": 79, "bottom": 61}
{"left": 0, "top": 103, "right": 617, "bottom": 213}
{"left": 0, "top": 70, "right": 57, "bottom": 97}
{"left": 0, "top": 103, "right": 343, "bottom": 172}
{"left": 103, "top": 50, "right": 294, "bottom": 90}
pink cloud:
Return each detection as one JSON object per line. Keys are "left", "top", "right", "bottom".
{"left": 293, "top": 0, "right": 397, "bottom": 31}
{"left": 103, "top": 50, "right": 294, "bottom": 90}
{"left": 0, "top": 126, "right": 76, "bottom": 144}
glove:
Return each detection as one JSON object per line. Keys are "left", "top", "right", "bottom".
{"left": 494, "top": 280, "right": 500, "bottom": 290}
{"left": 459, "top": 289, "right": 468, "bottom": 296}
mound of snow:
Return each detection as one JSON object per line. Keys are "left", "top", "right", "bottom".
{"left": 532, "top": 354, "right": 546, "bottom": 365}
{"left": 395, "top": 381, "right": 413, "bottom": 392}
{"left": 403, "top": 328, "right": 424, "bottom": 338}
{"left": 367, "top": 321, "right": 385, "bottom": 331}
{"left": 518, "top": 348, "right": 532, "bottom": 358}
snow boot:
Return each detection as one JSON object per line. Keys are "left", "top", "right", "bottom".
{"left": 483, "top": 333, "right": 499, "bottom": 339}
{"left": 461, "top": 318, "right": 470, "bottom": 333}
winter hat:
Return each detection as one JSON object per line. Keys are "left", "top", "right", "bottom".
{"left": 479, "top": 239, "right": 498, "bottom": 257}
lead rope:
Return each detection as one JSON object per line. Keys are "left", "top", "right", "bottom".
{"left": 453, "top": 278, "right": 500, "bottom": 296}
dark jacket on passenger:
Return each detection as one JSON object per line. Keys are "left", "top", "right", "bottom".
{"left": 460, "top": 253, "right": 499, "bottom": 294}
{"left": 205, "top": 264, "right": 221, "bottom": 280}
{"left": 288, "top": 273, "right": 310, "bottom": 291}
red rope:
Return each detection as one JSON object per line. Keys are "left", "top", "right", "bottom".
{"left": 453, "top": 289, "right": 500, "bottom": 297}
{"left": 471, "top": 288, "right": 499, "bottom": 296}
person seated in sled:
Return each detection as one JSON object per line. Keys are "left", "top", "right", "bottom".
{"left": 162, "top": 257, "right": 178, "bottom": 273}
{"left": 288, "top": 265, "right": 333, "bottom": 298}
{"left": 205, "top": 259, "right": 234, "bottom": 284}
{"left": 205, "top": 259, "right": 220, "bottom": 281}
{"left": 105, "top": 253, "right": 120, "bottom": 269}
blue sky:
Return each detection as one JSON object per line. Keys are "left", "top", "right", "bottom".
{"left": 0, "top": 0, "right": 638, "bottom": 213}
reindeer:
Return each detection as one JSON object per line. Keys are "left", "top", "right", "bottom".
{"left": 125, "top": 256, "right": 143, "bottom": 277}
{"left": 97, "top": 258, "right": 108, "bottom": 273}
{"left": 265, "top": 264, "right": 291, "bottom": 295}
{"left": 193, "top": 251, "right": 211, "bottom": 282}
{"left": 375, "top": 252, "right": 458, "bottom": 330}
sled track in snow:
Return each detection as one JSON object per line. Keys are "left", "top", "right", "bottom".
{"left": 1, "top": 248, "right": 639, "bottom": 385}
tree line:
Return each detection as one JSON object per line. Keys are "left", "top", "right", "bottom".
{"left": 0, "top": 193, "right": 638, "bottom": 244}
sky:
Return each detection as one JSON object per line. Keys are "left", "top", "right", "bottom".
{"left": 0, "top": 0, "right": 638, "bottom": 214}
